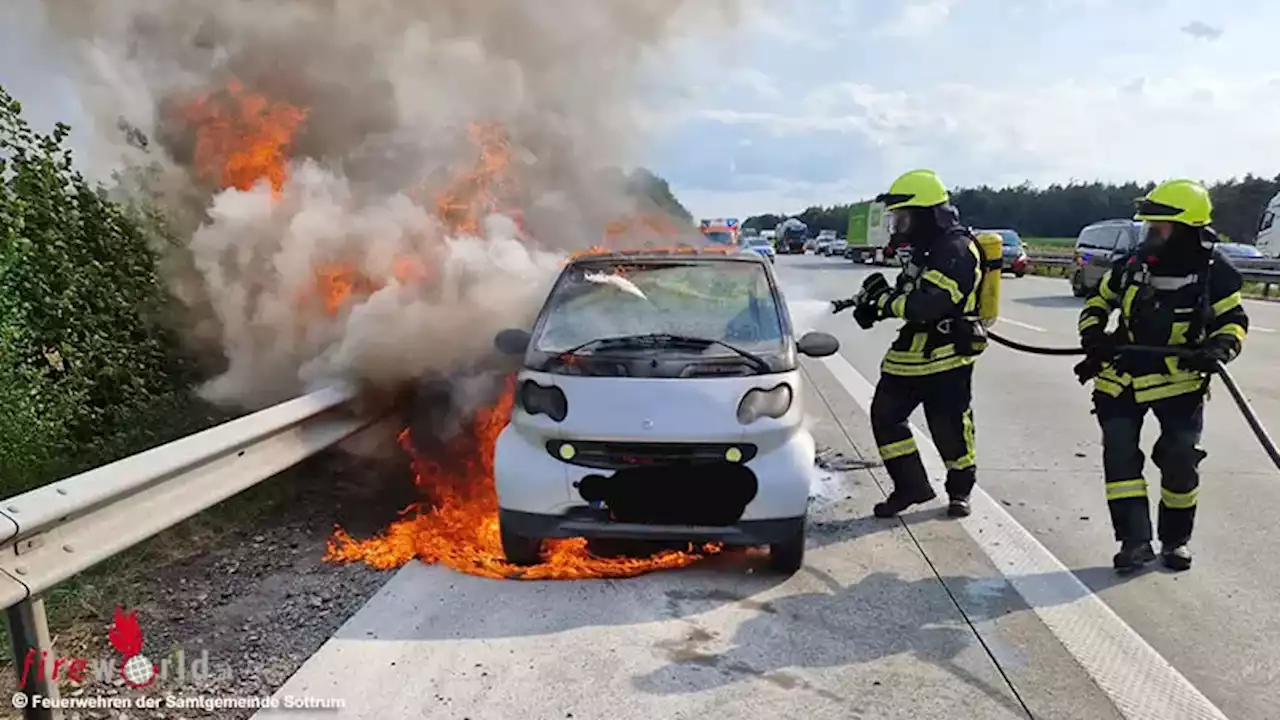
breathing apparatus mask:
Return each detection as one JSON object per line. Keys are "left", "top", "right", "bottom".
{"left": 1140, "top": 221, "right": 1217, "bottom": 253}
{"left": 888, "top": 206, "right": 946, "bottom": 244}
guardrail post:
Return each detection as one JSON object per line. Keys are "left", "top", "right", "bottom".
{"left": 9, "top": 597, "right": 61, "bottom": 720}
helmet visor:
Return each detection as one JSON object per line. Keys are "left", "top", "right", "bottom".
{"left": 888, "top": 209, "right": 914, "bottom": 235}
{"left": 1140, "top": 220, "right": 1171, "bottom": 248}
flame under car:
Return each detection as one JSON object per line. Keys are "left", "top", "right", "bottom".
{"left": 490, "top": 250, "right": 840, "bottom": 574}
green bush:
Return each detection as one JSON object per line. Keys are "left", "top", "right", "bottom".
{"left": 0, "top": 86, "right": 208, "bottom": 494}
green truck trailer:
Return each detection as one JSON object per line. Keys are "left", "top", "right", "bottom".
{"left": 844, "top": 200, "right": 895, "bottom": 264}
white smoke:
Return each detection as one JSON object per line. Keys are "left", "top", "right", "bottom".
{"left": 32, "top": 0, "right": 748, "bottom": 409}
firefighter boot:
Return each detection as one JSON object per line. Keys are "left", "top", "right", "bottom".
{"left": 873, "top": 487, "right": 937, "bottom": 518}
{"left": 947, "top": 495, "right": 971, "bottom": 518}
{"left": 1161, "top": 544, "right": 1192, "bottom": 571}
{"left": 1113, "top": 541, "right": 1156, "bottom": 574}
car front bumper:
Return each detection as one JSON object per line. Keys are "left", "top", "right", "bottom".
{"left": 499, "top": 507, "right": 803, "bottom": 545}
{"left": 494, "top": 424, "right": 815, "bottom": 527}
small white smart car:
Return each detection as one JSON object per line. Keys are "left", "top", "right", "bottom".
{"left": 491, "top": 249, "right": 839, "bottom": 574}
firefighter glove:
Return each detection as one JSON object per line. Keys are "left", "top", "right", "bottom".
{"left": 1180, "top": 344, "right": 1230, "bottom": 373}
{"left": 852, "top": 302, "right": 878, "bottom": 329}
{"left": 1080, "top": 330, "right": 1118, "bottom": 360}
{"left": 1073, "top": 355, "right": 1105, "bottom": 385}
{"left": 861, "top": 272, "right": 890, "bottom": 297}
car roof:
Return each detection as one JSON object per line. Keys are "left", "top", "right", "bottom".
{"left": 1083, "top": 219, "right": 1141, "bottom": 229}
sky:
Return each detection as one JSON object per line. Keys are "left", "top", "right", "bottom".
{"left": 650, "top": 0, "right": 1280, "bottom": 218}
{"left": 4, "top": 0, "right": 1279, "bottom": 222}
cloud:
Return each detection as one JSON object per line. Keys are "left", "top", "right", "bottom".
{"left": 661, "top": 70, "right": 1280, "bottom": 217}
{"left": 651, "top": 0, "right": 1280, "bottom": 218}
{"left": 878, "top": 0, "right": 958, "bottom": 38}
{"left": 1181, "top": 20, "right": 1224, "bottom": 40}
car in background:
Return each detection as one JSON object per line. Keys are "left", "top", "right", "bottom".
{"left": 976, "top": 229, "right": 1029, "bottom": 277}
{"left": 489, "top": 250, "right": 840, "bottom": 575}
{"left": 826, "top": 238, "right": 848, "bottom": 257}
{"left": 814, "top": 238, "right": 834, "bottom": 255}
{"left": 1215, "top": 242, "right": 1265, "bottom": 262}
{"left": 743, "top": 236, "right": 776, "bottom": 262}
{"left": 1070, "top": 219, "right": 1142, "bottom": 297}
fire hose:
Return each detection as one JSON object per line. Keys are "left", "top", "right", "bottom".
{"left": 983, "top": 328, "right": 1280, "bottom": 471}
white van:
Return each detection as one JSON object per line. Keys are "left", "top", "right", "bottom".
{"left": 1255, "top": 191, "right": 1280, "bottom": 258}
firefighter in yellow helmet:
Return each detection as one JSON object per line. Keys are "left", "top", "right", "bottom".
{"left": 1075, "top": 179, "right": 1249, "bottom": 573}
{"left": 831, "top": 169, "right": 989, "bottom": 518}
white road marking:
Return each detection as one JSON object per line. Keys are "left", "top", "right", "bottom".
{"left": 1252, "top": 326, "right": 1276, "bottom": 333}
{"left": 997, "top": 317, "right": 1047, "bottom": 332}
{"left": 816, "top": 352, "right": 1229, "bottom": 720}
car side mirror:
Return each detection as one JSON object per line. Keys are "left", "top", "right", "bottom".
{"left": 494, "top": 328, "right": 531, "bottom": 356}
{"left": 797, "top": 331, "right": 839, "bottom": 358}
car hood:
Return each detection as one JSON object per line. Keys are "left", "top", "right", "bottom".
{"left": 512, "top": 369, "right": 803, "bottom": 441}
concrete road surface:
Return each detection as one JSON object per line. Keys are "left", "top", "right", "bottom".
{"left": 256, "top": 253, "right": 1279, "bottom": 720}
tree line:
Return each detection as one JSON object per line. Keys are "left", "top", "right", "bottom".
{"left": 744, "top": 175, "right": 1280, "bottom": 242}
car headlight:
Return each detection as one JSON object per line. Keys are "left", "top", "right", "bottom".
{"left": 519, "top": 379, "right": 567, "bottom": 422}
{"left": 736, "top": 383, "right": 793, "bottom": 424}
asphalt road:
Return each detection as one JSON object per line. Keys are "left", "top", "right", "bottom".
{"left": 254, "top": 253, "right": 1280, "bottom": 720}
{"left": 774, "top": 253, "right": 1280, "bottom": 720}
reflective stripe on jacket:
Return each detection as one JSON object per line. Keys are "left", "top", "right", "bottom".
{"left": 1077, "top": 246, "right": 1249, "bottom": 404}
{"left": 877, "top": 227, "right": 984, "bottom": 377}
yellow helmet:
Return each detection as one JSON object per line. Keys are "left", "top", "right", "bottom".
{"left": 1134, "top": 179, "right": 1212, "bottom": 227}
{"left": 876, "top": 169, "right": 949, "bottom": 210}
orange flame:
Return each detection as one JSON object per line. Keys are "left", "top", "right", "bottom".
{"left": 325, "top": 377, "right": 721, "bottom": 579}
{"left": 432, "top": 122, "right": 523, "bottom": 237}
{"left": 183, "top": 77, "right": 307, "bottom": 194}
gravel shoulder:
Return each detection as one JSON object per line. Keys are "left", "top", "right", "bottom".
{"left": 0, "top": 447, "right": 415, "bottom": 720}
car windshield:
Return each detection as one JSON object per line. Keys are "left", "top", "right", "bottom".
{"left": 997, "top": 231, "right": 1021, "bottom": 247}
{"left": 533, "top": 261, "right": 786, "bottom": 355}
{"left": 748, "top": 238, "right": 770, "bottom": 247}
{"left": 703, "top": 231, "right": 733, "bottom": 245}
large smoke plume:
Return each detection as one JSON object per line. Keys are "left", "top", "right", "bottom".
{"left": 36, "top": 0, "right": 745, "bottom": 411}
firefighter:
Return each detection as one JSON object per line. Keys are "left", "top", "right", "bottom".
{"left": 1075, "top": 178, "right": 1249, "bottom": 573}
{"left": 832, "top": 169, "right": 988, "bottom": 519}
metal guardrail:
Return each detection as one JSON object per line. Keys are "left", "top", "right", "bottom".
{"left": 1027, "top": 251, "right": 1280, "bottom": 295}
{"left": 0, "top": 383, "right": 384, "bottom": 719}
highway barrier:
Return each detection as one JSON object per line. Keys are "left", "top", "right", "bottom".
{"left": 1027, "top": 251, "right": 1280, "bottom": 296}
{"left": 0, "top": 383, "right": 386, "bottom": 719}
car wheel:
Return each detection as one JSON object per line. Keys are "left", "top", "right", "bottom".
{"left": 500, "top": 523, "right": 543, "bottom": 566}
{"left": 1014, "top": 270, "right": 1025, "bottom": 278}
{"left": 767, "top": 520, "right": 806, "bottom": 575}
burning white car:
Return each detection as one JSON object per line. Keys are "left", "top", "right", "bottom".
{"left": 490, "top": 249, "right": 839, "bottom": 574}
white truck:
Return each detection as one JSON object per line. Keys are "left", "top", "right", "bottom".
{"left": 1255, "top": 191, "right": 1280, "bottom": 258}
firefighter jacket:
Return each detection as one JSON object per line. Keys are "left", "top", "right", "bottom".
{"left": 873, "top": 224, "right": 986, "bottom": 377}
{"left": 1077, "top": 243, "right": 1249, "bottom": 404}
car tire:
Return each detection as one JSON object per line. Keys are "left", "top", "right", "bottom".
{"left": 767, "top": 520, "right": 806, "bottom": 575}
{"left": 500, "top": 523, "right": 543, "bottom": 566}
{"left": 1014, "top": 270, "right": 1025, "bottom": 278}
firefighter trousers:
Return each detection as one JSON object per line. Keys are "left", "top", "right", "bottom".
{"left": 870, "top": 365, "right": 977, "bottom": 501}
{"left": 1093, "top": 389, "right": 1206, "bottom": 546}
